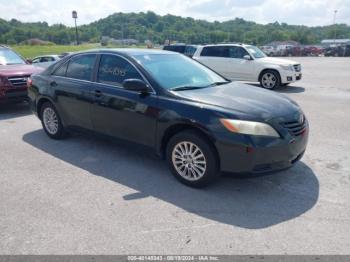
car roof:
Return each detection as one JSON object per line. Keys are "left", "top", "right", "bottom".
{"left": 34, "top": 54, "right": 59, "bottom": 58}
{"left": 201, "top": 43, "right": 250, "bottom": 48}
{"left": 74, "top": 48, "right": 177, "bottom": 56}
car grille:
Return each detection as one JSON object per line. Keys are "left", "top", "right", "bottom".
{"left": 282, "top": 118, "right": 307, "bottom": 137}
{"left": 293, "top": 64, "right": 301, "bottom": 72}
{"left": 8, "top": 76, "right": 30, "bottom": 88}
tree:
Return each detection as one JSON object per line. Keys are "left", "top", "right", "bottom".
{"left": 1, "top": 12, "right": 349, "bottom": 46}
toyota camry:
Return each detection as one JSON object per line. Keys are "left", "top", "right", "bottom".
{"left": 28, "top": 49, "right": 309, "bottom": 187}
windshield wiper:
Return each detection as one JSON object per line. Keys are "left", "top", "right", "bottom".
{"left": 207, "top": 81, "right": 230, "bottom": 87}
{"left": 171, "top": 81, "right": 230, "bottom": 91}
{"left": 171, "top": 86, "right": 206, "bottom": 91}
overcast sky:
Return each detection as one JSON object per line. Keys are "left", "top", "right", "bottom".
{"left": 0, "top": 0, "right": 349, "bottom": 27}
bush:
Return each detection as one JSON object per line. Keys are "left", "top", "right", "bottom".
{"left": 7, "top": 39, "right": 17, "bottom": 45}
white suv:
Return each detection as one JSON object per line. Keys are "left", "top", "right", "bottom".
{"left": 193, "top": 44, "right": 302, "bottom": 89}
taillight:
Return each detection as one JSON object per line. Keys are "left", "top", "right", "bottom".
{"left": 27, "top": 77, "right": 33, "bottom": 88}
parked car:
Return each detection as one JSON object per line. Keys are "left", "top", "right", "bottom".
{"left": 27, "top": 55, "right": 62, "bottom": 69}
{"left": 0, "top": 45, "right": 43, "bottom": 103}
{"left": 31, "top": 55, "right": 62, "bottom": 64}
{"left": 163, "top": 44, "right": 199, "bottom": 57}
{"left": 302, "top": 46, "right": 324, "bottom": 56}
{"left": 193, "top": 44, "right": 302, "bottom": 89}
{"left": 28, "top": 49, "right": 308, "bottom": 187}
{"left": 284, "top": 46, "right": 302, "bottom": 57}
{"left": 324, "top": 45, "right": 350, "bottom": 57}
{"left": 261, "top": 46, "right": 276, "bottom": 56}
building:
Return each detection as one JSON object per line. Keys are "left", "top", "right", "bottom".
{"left": 321, "top": 39, "right": 350, "bottom": 47}
{"left": 267, "top": 41, "right": 300, "bottom": 48}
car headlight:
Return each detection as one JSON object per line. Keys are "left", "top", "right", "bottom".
{"left": 280, "top": 64, "right": 294, "bottom": 71}
{"left": 220, "top": 119, "right": 280, "bottom": 138}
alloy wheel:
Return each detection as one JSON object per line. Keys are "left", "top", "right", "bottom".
{"left": 43, "top": 107, "right": 59, "bottom": 135}
{"left": 172, "top": 141, "right": 207, "bottom": 181}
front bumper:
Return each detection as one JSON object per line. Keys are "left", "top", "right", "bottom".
{"left": 280, "top": 70, "right": 302, "bottom": 84}
{"left": 0, "top": 85, "right": 28, "bottom": 102}
{"left": 215, "top": 123, "right": 309, "bottom": 174}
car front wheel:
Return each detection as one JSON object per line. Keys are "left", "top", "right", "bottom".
{"left": 40, "top": 102, "right": 66, "bottom": 139}
{"left": 166, "top": 130, "right": 219, "bottom": 188}
{"left": 260, "top": 70, "right": 281, "bottom": 90}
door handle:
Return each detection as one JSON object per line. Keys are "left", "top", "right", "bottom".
{"left": 94, "top": 90, "right": 102, "bottom": 98}
{"left": 50, "top": 81, "right": 57, "bottom": 87}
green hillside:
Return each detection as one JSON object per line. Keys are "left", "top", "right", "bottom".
{"left": 1, "top": 11, "right": 350, "bottom": 45}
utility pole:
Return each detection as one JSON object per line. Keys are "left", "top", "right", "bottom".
{"left": 72, "top": 10, "right": 79, "bottom": 45}
{"left": 333, "top": 10, "right": 338, "bottom": 46}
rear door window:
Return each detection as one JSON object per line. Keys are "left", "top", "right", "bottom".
{"left": 52, "top": 62, "right": 69, "bottom": 77}
{"left": 66, "top": 54, "right": 96, "bottom": 81}
{"left": 97, "top": 55, "right": 143, "bottom": 87}
{"left": 200, "top": 46, "right": 229, "bottom": 58}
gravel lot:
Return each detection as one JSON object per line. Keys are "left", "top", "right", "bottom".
{"left": 1, "top": 57, "right": 350, "bottom": 255}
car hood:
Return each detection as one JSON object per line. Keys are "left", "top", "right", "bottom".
{"left": 258, "top": 57, "right": 299, "bottom": 65}
{"left": 173, "top": 82, "right": 301, "bottom": 120}
{"left": 0, "top": 64, "right": 43, "bottom": 77}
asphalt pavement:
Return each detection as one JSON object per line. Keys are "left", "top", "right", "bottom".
{"left": 0, "top": 57, "right": 349, "bottom": 254}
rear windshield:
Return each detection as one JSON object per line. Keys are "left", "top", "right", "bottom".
{"left": 0, "top": 49, "right": 26, "bottom": 65}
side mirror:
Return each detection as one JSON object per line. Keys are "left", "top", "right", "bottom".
{"left": 26, "top": 59, "right": 32, "bottom": 64}
{"left": 123, "top": 79, "right": 150, "bottom": 93}
{"left": 243, "top": 55, "right": 252, "bottom": 61}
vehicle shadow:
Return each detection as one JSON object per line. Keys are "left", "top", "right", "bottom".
{"left": 275, "top": 86, "right": 306, "bottom": 94}
{"left": 247, "top": 83, "right": 306, "bottom": 93}
{"left": 23, "top": 130, "right": 319, "bottom": 229}
{"left": 0, "top": 101, "right": 32, "bottom": 121}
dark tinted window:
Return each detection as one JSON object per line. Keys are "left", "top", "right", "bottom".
{"left": 229, "top": 47, "right": 249, "bottom": 59}
{"left": 66, "top": 54, "right": 96, "bottom": 81}
{"left": 184, "top": 46, "right": 197, "bottom": 57}
{"left": 41, "top": 57, "right": 55, "bottom": 62}
{"left": 97, "top": 55, "right": 142, "bottom": 86}
{"left": 163, "top": 45, "right": 186, "bottom": 53}
{"left": 200, "top": 46, "right": 229, "bottom": 57}
{"left": 52, "top": 62, "right": 68, "bottom": 77}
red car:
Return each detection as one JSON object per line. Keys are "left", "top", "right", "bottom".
{"left": 0, "top": 45, "right": 43, "bottom": 103}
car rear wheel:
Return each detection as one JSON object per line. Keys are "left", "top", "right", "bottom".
{"left": 260, "top": 70, "right": 280, "bottom": 90}
{"left": 40, "top": 102, "right": 66, "bottom": 139}
{"left": 166, "top": 130, "right": 219, "bottom": 188}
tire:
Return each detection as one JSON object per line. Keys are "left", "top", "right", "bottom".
{"left": 166, "top": 130, "right": 219, "bottom": 188}
{"left": 40, "top": 102, "right": 66, "bottom": 139}
{"left": 260, "top": 70, "right": 281, "bottom": 90}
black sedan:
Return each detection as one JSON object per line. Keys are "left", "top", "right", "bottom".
{"left": 28, "top": 49, "right": 309, "bottom": 187}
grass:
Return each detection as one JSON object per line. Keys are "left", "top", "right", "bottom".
{"left": 11, "top": 43, "right": 147, "bottom": 58}
{"left": 11, "top": 44, "right": 101, "bottom": 58}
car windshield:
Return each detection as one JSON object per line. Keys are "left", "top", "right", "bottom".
{"left": 0, "top": 49, "right": 26, "bottom": 65}
{"left": 134, "top": 53, "right": 228, "bottom": 90}
{"left": 246, "top": 45, "right": 266, "bottom": 59}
